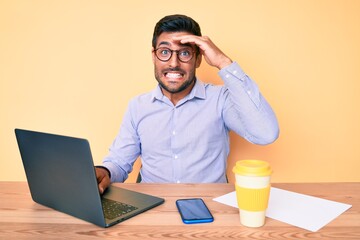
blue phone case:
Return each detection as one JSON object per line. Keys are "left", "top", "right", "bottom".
{"left": 176, "top": 198, "right": 214, "bottom": 224}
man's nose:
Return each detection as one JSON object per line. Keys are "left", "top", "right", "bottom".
{"left": 168, "top": 52, "right": 180, "bottom": 67}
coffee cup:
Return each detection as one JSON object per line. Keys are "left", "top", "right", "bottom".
{"left": 232, "top": 160, "right": 272, "bottom": 227}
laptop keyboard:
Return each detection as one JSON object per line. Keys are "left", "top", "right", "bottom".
{"left": 102, "top": 198, "right": 138, "bottom": 220}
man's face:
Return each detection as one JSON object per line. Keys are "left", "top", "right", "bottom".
{"left": 152, "top": 32, "right": 202, "bottom": 95}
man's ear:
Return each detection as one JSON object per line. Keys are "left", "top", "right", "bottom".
{"left": 195, "top": 53, "right": 202, "bottom": 68}
{"left": 152, "top": 48, "right": 156, "bottom": 64}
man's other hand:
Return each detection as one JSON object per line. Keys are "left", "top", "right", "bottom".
{"left": 95, "top": 167, "right": 111, "bottom": 194}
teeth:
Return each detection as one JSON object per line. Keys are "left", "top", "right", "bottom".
{"left": 166, "top": 73, "right": 182, "bottom": 78}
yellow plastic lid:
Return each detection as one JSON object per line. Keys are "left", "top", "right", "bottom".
{"left": 232, "top": 160, "right": 272, "bottom": 177}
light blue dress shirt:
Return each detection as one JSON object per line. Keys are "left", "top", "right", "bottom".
{"left": 103, "top": 62, "right": 279, "bottom": 183}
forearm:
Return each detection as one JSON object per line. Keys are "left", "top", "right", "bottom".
{"left": 102, "top": 103, "right": 141, "bottom": 182}
{"left": 219, "top": 62, "right": 279, "bottom": 144}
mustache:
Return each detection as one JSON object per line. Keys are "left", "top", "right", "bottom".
{"left": 162, "top": 67, "right": 186, "bottom": 74}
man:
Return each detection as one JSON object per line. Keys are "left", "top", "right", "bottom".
{"left": 96, "top": 14, "right": 279, "bottom": 193}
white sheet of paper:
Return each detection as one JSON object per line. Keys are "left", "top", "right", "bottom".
{"left": 213, "top": 187, "right": 352, "bottom": 232}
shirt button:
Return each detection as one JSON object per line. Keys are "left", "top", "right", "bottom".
{"left": 176, "top": 180, "right": 181, "bottom": 183}
{"left": 225, "top": 74, "right": 230, "bottom": 78}
{"left": 172, "top": 130, "right": 176, "bottom": 135}
{"left": 233, "top": 70, "right": 237, "bottom": 74}
{"left": 174, "top": 155, "right": 178, "bottom": 159}
{"left": 247, "top": 90, "right": 251, "bottom": 95}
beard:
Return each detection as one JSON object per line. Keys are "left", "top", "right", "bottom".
{"left": 154, "top": 66, "right": 196, "bottom": 94}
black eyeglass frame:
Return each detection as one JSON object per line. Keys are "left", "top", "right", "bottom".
{"left": 153, "top": 47, "right": 196, "bottom": 63}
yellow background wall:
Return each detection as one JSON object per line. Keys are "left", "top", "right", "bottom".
{"left": 1, "top": 0, "right": 359, "bottom": 183}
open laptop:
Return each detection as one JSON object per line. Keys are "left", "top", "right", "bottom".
{"left": 15, "top": 128, "right": 164, "bottom": 228}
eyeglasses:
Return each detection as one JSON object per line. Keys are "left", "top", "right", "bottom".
{"left": 154, "top": 47, "right": 195, "bottom": 63}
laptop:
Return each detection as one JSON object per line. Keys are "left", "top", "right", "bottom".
{"left": 15, "top": 128, "right": 165, "bottom": 228}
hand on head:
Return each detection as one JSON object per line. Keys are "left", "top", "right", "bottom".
{"left": 172, "top": 35, "right": 232, "bottom": 70}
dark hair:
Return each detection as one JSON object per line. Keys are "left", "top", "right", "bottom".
{"left": 152, "top": 14, "right": 202, "bottom": 55}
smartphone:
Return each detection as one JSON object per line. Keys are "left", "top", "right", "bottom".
{"left": 176, "top": 198, "right": 214, "bottom": 224}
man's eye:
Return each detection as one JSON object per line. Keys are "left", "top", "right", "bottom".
{"left": 160, "top": 49, "right": 170, "bottom": 55}
{"left": 179, "top": 50, "right": 190, "bottom": 56}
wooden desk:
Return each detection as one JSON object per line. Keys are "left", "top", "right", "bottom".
{"left": 0, "top": 182, "right": 359, "bottom": 239}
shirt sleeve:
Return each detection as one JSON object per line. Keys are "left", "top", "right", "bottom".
{"left": 218, "top": 61, "right": 279, "bottom": 145}
{"left": 102, "top": 101, "right": 141, "bottom": 182}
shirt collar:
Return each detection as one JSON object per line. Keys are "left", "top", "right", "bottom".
{"left": 151, "top": 78, "right": 206, "bottom": 102}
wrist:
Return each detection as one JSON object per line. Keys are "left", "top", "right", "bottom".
{"left": 96, "top": 166, "right": 111, "bottom": 179}
{"left": 217, "top": 57, "right": 233, "bottom": 70}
